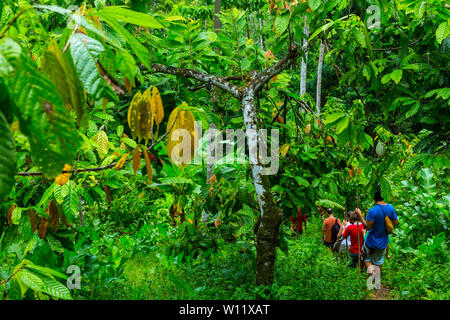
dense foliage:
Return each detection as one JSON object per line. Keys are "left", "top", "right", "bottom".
{"left": 0, "top": 0, "right": 448, "bottom": 300}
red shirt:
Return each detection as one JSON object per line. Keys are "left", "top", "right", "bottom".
{"left": 290, "top": 210, "right": 307, "bottom": 232}
{"left": 343, "top": 223, "right": 364, "bottom": 254}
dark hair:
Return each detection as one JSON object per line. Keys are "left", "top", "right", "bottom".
{"left": 326, "top": 208, "right": 333, "bottom": 215}
{"left": 348, "top": 211, "right": 358, "bottom": 223}
{"left": 374, "top": 185, "right": 383, "bottom": 202}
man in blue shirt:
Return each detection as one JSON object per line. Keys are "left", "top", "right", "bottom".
{"left": 356, "top": 186, "right": 398, "bottom": 277}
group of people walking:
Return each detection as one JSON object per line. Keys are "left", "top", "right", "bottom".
{"left": 290, "top": 185, "right": 399, "bottom": 286}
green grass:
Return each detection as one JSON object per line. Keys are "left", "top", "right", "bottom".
{"left": 100, "top": 216, "right": 372, "bottom": 300}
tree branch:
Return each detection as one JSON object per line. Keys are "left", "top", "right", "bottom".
{"left": 150, "top": 64, "right": 242, "bottom": 99}
{"left": 249, "top": 44, "right": 299, "bottom": 93}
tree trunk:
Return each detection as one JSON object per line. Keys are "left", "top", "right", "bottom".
{"left": 300, "top": 18, "right": 309, "bottom": 99}
{"left": 241, "top": 88, "right": 282, "bottom": 287}
{"left": 213, "top": 0, "right": 221, "bottom": 33}
{"left": 259, "top": 17, "right": 265, "bottom": 51}
{"left": 150, "top": 44, "right": 299, "bottom": 291}
{"left": 316, "top": 40, "right": 325, "bottom": 114}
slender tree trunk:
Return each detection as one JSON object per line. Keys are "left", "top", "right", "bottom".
{"left": 300, "top": 18, "right": 309, "bottom": 99}
{"left": 150, "top": 44, "right": 299, "bottom": 291}
{"left": 259, "top": 17, "right": 265, "bottom": 51}
{"left": 214, "top": 0, "right": 221, "bottom": 33}
{"left": 316, "top": 40, "right": 325, "bottom": 114}
{"left": 242, "top": 88, "right": 282, "bottom": 287}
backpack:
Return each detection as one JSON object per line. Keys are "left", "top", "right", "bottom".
{"left": 331, "top": 218, "right": 340, "bottom": 243}
{"left": 377, "top": 204, "right": 394, "bottom": 234}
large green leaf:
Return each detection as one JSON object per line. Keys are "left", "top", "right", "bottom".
{"left": 0, "top": 39, "right": 80, "bottom": 178}
{"left": 324, "top": 112, "right": 344, "bottom": 125}
{"left": 16, "top": 270, "right": 45, "bottom": 293}
{"left": 309, "top": 0, "right": 322, "bottom": 11}
{"left": 95, "top": 6, "right": 163, "bottom": 29}
{"left": 391, "top": 70, "right": 403, "bottom": 84}
{"left": 0, "top": 111, "right": 16, "bottom": 199}
{"left": 335, "top": 115, "right": 350, "bottom": 134}
{"left": 273, "top": 13, "right": 290, "bottom": 36}
{"left": 63, "top": 180, "right": 78, "bottom": 223}
{"left": 95, "top": 14, "right": 150, "bottom": 70}
{"left": 41, "top": 277, "right": 73, "bottom": 300}
{"left": 69, "top": 33, "right": 116, "bottom": 101}
{"left": 435, "top": 21, "right": 448, "bottom": 44}
{"left": 42, "top": 40, "right": 86, "bottom": 127}
{"left": 0, "top": 38, "right": 21, "bottom": 76}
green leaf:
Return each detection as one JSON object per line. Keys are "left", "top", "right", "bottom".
{"left": 121, "top": 136, "right": 137, "bottom": 149}
{"left": 11, "top": 207, "right": 22, "bottom": 225}
{"left": 0, "top": 38, "right": 21, "bottom": 77}
{"left": 97, "top": 130, "right": 109, "bottom": 156}
{"left": 23, "top": 260, "right": 67, "bottom": 280}
{"left": 0, "top": 111, "right": 16, "bottom": 200}
{"left": 294, "top": 176, "right": 310, "bottom": 187}
{"left": 63, "top": 180, "right": 78, "bottom": 223}
{"left": 335, "top": 116, "right": 350, "bottom": 134}
{"left": 273, "top": 13, "right": 290, "bottom": 36}
{"left": 97, "top": 14, "right": 151, "bottom": 70}
{"left": 95, "top": 6, "right": 163, "bottom": 29}
{"left": 436, "top": 21, "right": 449, "bottom": 45}
{"left": 309, "top": 0, "right": 321, "bottom": 11}
{"left": 42, "top": 40, "right": 86, "bottom": 127}
{"left": 401, "top": 64, "right": 420, "bottom": 71}
{"left": 37, "top": 183, "right": 56, "bottom": 209}
{"left": 324, "top": 112, "right": 344, "bottom": 125}
{"left": 54, "top": 183, "right": 69, "bottom": 204}
{"left": 404, "top": 102, "right": 420, "bottom": 119}
{"left": 69, "top": 33, "right": 114, "bottom": 101}
{"left": 41, "top": 277, "right": 72, "bottom": 300}
{"left": 381, "top": 74, "right": 391, "bottom": 84}
{"left": 16, "top": 270, "right": 45, "bottom": 293}
{"left": 309, "top": 21, "right": 335, "bottom": 41}
{"left": 391, "top": 70, "right": 403, "bottom": 84}
{"left": 1, "top": 41, "right": 80, "bottom": 178}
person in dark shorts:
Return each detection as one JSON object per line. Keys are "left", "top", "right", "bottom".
{"left": 322, "top": 208, "right": 341, "bottom": 249}
{"left": 356, "top": 185, "right": 399, "bottom": 276}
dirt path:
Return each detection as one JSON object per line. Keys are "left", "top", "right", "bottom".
{"left": 372, "top": 285, "right": 392, "bottom": 300}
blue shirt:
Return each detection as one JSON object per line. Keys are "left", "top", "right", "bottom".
{"left": 365, "top": 204, "right": 398, "bottom": 249}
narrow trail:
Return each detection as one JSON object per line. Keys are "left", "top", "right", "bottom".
{"left": 372, "top": 285, "right": 392, "bottom": 300}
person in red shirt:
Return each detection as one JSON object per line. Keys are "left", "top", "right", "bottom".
{"left": 290, "top": 208, "right": 307, "bottom": 237}
{"left": 342, "top": 211, "right": 365, "bottom": 268}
